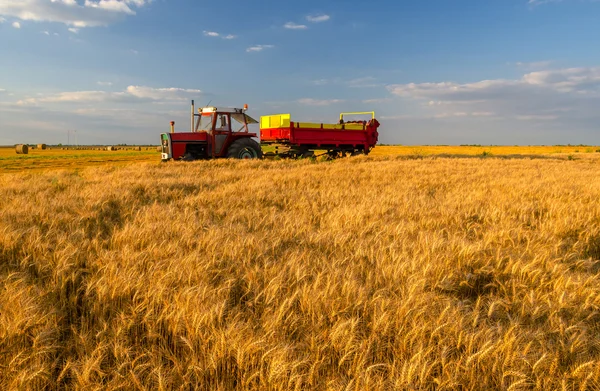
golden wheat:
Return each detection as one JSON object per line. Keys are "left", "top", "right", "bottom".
{"left": 1, "top": 155, "right": 600, "bottom": 390}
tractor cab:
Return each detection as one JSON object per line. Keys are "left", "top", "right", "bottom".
{"left": 161, "top": 101, "right": 262, "bottom": 161}
{"left": 194, "top": 105, "right": 257, "bottom": 133}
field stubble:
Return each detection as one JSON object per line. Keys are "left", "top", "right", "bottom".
{"left": 0, "top": 147, "right": 157, "bottom": 173}
{"left": 1, "top": 155, "right": 600, "bottom": 390}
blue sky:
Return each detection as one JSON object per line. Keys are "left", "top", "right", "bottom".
{"left": 1, "top": 0, "right": 600, "bottom": 145}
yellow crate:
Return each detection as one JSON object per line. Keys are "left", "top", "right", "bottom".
{"left": 260, "top": 114, "right": 291, "bottom": 129}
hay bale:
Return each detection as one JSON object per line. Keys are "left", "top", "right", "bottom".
{"left": 135, "top": 146, "right": 142, "bottom": 151}
{"left": 15, "top": 144, "right": 29, "bottom": 154}
{"left": 157, "top": 146, "right": 162, "bottom": 152}
{"left": 106, "top": 146, "right": 114, "bottom": 151}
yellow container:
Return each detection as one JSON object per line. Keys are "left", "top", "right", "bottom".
{"left": 260, "top": 114, "right": 291, "bottom": 129}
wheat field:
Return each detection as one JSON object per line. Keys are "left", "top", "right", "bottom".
{"left": 1, "top": 155, "right": 600, "bottom": 390}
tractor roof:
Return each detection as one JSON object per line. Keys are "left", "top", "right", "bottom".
{"left": 199, "top": 106, "right": 246, "bottom": 114}
{"left": 198, "top": 106, "right": 258, "bottom": 124}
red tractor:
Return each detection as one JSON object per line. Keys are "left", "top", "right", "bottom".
{"left": 160, "top": 100, "right": 262, "bottom": 161}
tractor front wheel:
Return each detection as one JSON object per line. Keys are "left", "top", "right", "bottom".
{"left": 227, "top": 138, "right": 263, "bottom": 159}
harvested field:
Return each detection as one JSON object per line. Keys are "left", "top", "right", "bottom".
{"left": 0, "top": 147, "right": 158, "bottom": 173}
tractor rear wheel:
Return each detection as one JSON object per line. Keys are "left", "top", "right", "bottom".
{"left": 227, "top": 138, "right": 263, "bottom": 159}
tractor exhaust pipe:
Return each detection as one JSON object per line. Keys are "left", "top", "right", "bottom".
{"left": 191, "top": 100, "right": 195, "bottom": 133}
{"left": 170, "top": 121, "right": 175, "bottom": 133}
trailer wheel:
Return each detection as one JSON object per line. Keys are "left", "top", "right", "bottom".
{"left": 227, "top": 138, "right": 263, "bottom": 159}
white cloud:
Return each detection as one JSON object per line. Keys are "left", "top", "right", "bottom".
{"left": 97, "top": 81, "right": 113, "bottom": 86}
{"left": 204, "top": 31, "right": 237, "bottom": 39}
{"left": 246, "top": 45, "right": 274, "bottom": 53}
{"left": 17, "top": 85, "right": 202, "bottom": 105}
{"left": 125, "top": 86, "right": 201, "bottom": 101}
{"left": 386, "top": 66, "right": 600, "bottom": 124}
{"left": 42, "top": 30, "right": 50, "bottom": 35}
{"left": 0, "top": 0, "right": 149, "bottom": 28}
{"left": 298, "top": 98, "right": 344, "bottom": 106}
{"left": 284, "top": 22, "right": 307, "bottom": 30}
{"left": 24, "top": 91, "right": 111, "bottom": 104}
{"left": 521, "top": 67, "right": 600, "bottom": 92}
{"left": 0, "top": 16, "right": 5, "bottom": 23}
{"left": 388, "top": 79, "right": 521, "bottom": 99}
{"left": 12, "top": 21, "right": 20, "bottom": 28}
{"left": 362, "top": 98, "right": 393, "bottom": 104}
{"left": 68, "top": 27, "right": 79, "bottom": 33}
{"left": 306, "top": 14, "right": 330, "bottom": 23}
{"left": 130, "top": 49, "right": 138, "bottom": 55}
{"left": 84, "top": 0, "right": 136, "bottom": 14}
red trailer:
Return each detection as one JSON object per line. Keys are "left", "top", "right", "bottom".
{"left": 259, "top": 112, "right": 380, "bottom": 158}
